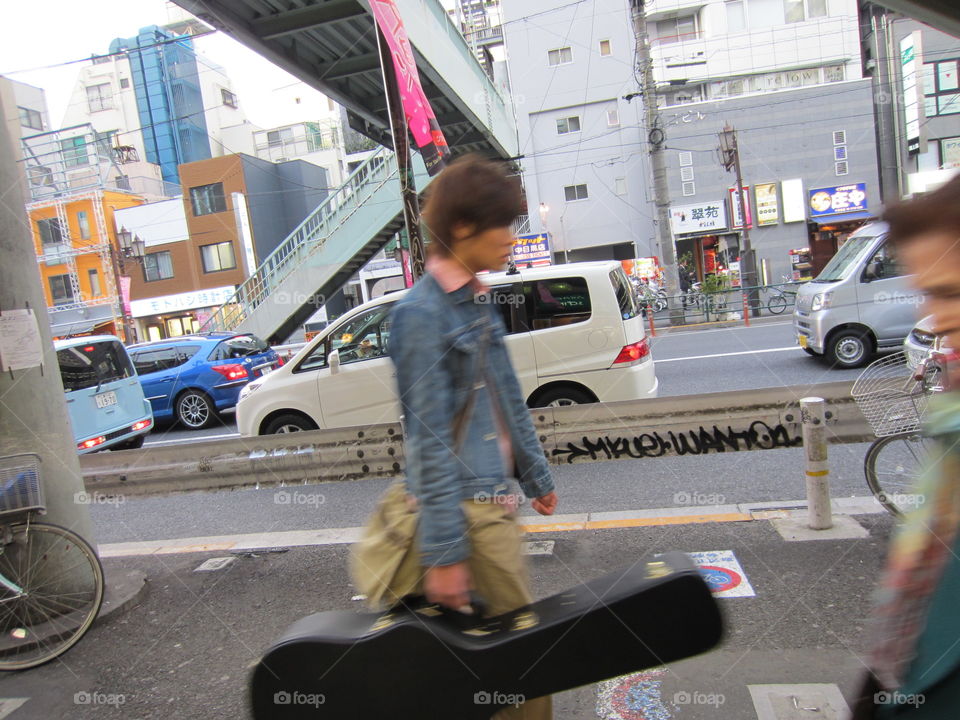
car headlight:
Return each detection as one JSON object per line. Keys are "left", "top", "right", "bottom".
{"left": 238, "top": 380, "right": 263, "bottom": 403}
{"left": 811, "top": 291, "right": 833, "bottom": 312}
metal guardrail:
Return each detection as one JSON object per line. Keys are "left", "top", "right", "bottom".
{"left": 80, "top": 381, "right": 871, "bottom": 498}
{"left": 637, "top": 281, "right": 802, "bottom": 324}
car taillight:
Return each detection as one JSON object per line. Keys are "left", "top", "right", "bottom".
{"left": 613, "top": 338, "right": 650, "bottom": 365}
{"left": 132, "top": 419, "right": 152, "bottom": 432}
{"left": 212, "top": 364, "right": 249, "bottom": 381}
{"left": 78, "top": 436, "right": 106, "bottom": 450}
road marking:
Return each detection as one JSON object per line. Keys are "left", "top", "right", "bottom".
{"left": 748, "top": 683, "right": 848, "bottom": 719}
{"left": 0, "top": 700, "right": 29, "bottom": 719}
{"left": 145, "top": 432, "right": 240, "bottom": 446}
{"left": 655, "top": 346, "right": 798, "bottom": 363}
{"left": 689, "top": 550, "right": 755, "bottom": 598}
{"left": 653, "top": 320, "right": 792, "bottom": 338}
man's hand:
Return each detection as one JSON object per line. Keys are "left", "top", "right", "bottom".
{"left": 424, "top": 562, "right": 472, "bottom": 610}
{"left": 531, "top": 491, "right": 558, "bottom": 516}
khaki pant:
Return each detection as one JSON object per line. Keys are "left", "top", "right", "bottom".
{"left": 391, "top": 497, "right": 552, "bottom": 720}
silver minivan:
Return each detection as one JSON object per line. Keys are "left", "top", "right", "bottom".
{"left": 793, "top": 221, "right": 925, "bottom": 368}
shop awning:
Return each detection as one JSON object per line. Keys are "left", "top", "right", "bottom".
{"left": 810, "top": 212, "right": 876, "bottom": 226}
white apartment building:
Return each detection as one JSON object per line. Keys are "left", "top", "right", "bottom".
{"left": 0, "top": 76, "right": 52, "bottom": 201}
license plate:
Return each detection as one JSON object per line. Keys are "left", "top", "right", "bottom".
{"left": 798, "top": 334, "right": 808, "bottom": 349}
{"left": 95, "top": 391, "right": 118, "bottom": 409}
{"left": 258, "top": 366, "right": 273, "bottom": 377}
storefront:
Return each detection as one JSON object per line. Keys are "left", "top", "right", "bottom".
{"left": 130, "top": 285, "right": 237, "bottom": 341}
{"left": 805, "top": 183, "right": 875, "bottom": 276}
{"left": 668, "top": 200, "right": 745, "bottom": 284}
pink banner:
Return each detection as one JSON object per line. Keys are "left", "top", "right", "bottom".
{"left": 119, "top": 275, "right": 132, "bottom": 315}
{"left": 370, "top": 0, "right": 450, "bottom": 175}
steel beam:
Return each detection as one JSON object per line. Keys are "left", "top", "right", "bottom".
{"left": 251, "top": 0, "right": 367, "bottom": 40}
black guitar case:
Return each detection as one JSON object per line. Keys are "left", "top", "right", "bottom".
{"left": 250, "top": 551, "right": 723, "bottom": 719}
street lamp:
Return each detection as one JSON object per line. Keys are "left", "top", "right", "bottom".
{"left": 112, "top": 227, "right": 146, "bottom": 344}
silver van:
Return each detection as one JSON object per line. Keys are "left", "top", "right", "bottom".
{"left": 793, "top": 221, "right": 925, "bottom": 368}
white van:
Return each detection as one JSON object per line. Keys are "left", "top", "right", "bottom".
{"left": 793, "top": 221, "right": 925, "bottom": 368}
{"left": 237, "top": 261, "right": 658, "bottom": 434}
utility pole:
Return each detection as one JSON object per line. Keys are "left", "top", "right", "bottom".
{"left": 630, "top": 0, "right": 683, "bottom": 324}
{"left": 720, "top": 124, "right": 759, "bottom": 316}
{"left": 0, "top": 95, "right": 94, "bottom": 543}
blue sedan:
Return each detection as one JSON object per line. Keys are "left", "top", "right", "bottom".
{"left": 127, "top": 333, "right": 282, "bottom": 429}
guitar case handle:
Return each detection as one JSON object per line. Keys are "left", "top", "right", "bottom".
{"left": 390, "top": 592, "right": 490, "bottom": 631}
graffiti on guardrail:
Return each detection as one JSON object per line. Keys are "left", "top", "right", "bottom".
{"left": 552, "top": 420, "right": 801, "bottom": 463}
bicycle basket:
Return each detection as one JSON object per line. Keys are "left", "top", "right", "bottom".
{"left": 851, "top": 352, "right": 929, "bottom": 437}
{"left": 0, "top": 454, "right": 44, "bottom": 516}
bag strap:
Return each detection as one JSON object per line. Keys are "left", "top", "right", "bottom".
{"left": 451, "top": 325, "right": 491, "bottom": 454}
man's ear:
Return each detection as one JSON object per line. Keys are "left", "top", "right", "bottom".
{"left": 451, "top": 222, "right": 477, "bottom": 242}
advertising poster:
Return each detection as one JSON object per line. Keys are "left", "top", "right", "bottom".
{"left": 808, "top": 183, "right": 868, "bottom": 217}
{"left": 669, "top": 202, "right": 727, "bottom": 234}
{"left": 512, "top": 233, "right": 552, "bottom": 266}
{"left": 728, "top": 186, "right": 753, "bottom": 229}
{"left": 754, "top": 183, "right": 779, "bottom": 226}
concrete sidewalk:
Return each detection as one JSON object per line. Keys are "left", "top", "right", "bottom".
{"left": 1, "top": 508, "right": 895, "bottom": 720}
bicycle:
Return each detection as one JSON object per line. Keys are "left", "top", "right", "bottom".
{"left": 0, "top": 454, "right": 105, "bottom": 670}
{"left": 851, "top": 350, "right": 944, "bottom": 518}
{"left": 763, "top": 277, "right": 800, "bottom": 315}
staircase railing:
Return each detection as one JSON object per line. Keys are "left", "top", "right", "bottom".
{"left": 202, "top": 146, "right": 398, "bottom": 333}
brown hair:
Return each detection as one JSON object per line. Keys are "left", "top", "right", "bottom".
{"left": 883, "top": 173, "right": 960, "bottom": 245}
{"left": 421, "top": 154, "right": 522, "bottom": 257}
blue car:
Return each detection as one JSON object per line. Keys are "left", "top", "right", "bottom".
{"left": 127, "top": 333, "right": 282, "bottom": 429}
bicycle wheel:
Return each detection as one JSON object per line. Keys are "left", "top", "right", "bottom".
{"left": 767, "top": 294, "right": 788, "bottom": 315}
{"left": 0, "top": 522, "right": 105, "bottom": 670}
{"left": 864, "top": 432, "right": 932, "bottom": 518}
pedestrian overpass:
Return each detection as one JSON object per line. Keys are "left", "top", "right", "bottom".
{"left": 174, "top": 0, "right": 519, "bottom": 342}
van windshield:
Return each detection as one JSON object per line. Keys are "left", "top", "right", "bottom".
{"left": 57, "top": 340, "right": 135, "bottom": 392}
{"left": 812, "top": 235, "right": 879, "bottom": 283}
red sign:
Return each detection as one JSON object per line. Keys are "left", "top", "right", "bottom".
{"left": 370, "top": 1, "right": 450, "bottom": 175}
{"left": 119, "top": 275, "right": 132, "bottom": 315}
{"left": 728, "top": 186, "right": 753, "bottom": 229}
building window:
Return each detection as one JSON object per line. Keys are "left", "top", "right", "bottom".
{"left": 654, "top": 15, "right": 698, "bottom": 44}
{"left": 221, "top": 88, "right": 238, "bottom": 108}
{"left": 94, "top": 129, "right": 117, "bottom": 157}
{"left": 190, "top": 182, "right": 227, "bottom": 216}
{"left": 49, "top": 274, "right": 75, "bottom": 305}
{"left": 18, "top": 106, "right": 43, "bottom": 131}
{"left": 564, "top": 184, "right": 588, "bottom": 202}
{"left": 37, "top": 217, "right": 64, "bottom": 247}
{"left": 556, "top": 116, "right": 581, "bottom": 134}
{"left": 607, "top": 108, "right": 620, "bottom": 127}
{"left": 941, "top": 136, "right": 960, "bottom": 168}
{"left": 615, "top": 177, "right": 627, "bottom": 196}
{"left": 88, "top": 269, "right": 101, "bottom": 298}
{"left": 143, "top": 251, "right": 175, "bottom": 282}
{"left": 119, "top": 77, "right": 130, "bottom": 89}
{"left": 86, "top": 83, "right": 112, "bottom": 112}
{"left": 547, "top": 47, "right": 573, "bottom": 66}
{"left": 923, "top": 59, "right": 960, "bottom": 117}
{"left": 599, "top": 39, "right": 611, "bottom": 56}
{"left": 200, "top": 242, "right": 237, "bottom": 273}
{"left": 60, "top": 136, "right": 88, "bottom": 168}
{"left": 784, "top": 0, "right": 827, "bottom": 23}
{"left": 266, "top": 127, "right": 294, "bottom": 147}
{"left": 77, "top": 211, "right": 91, "bottom": 240}
{"left": 726, "top": 1, "right": 746, "bottom": 32}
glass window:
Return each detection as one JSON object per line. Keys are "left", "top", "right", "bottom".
{"left": 18, "top": 106, "right": 43, "bottom": 130}
{"left": 297, "top": 337, "right": 331, "bottom": 372}
{"left": 749, "top": 0, "right": 785, "bottom": 28}
{"left": 37, "top": 217, "right": 64, "bottom": 246}
{"left": 939, "top": 93, "right": 960, "bottom": 115}
{"left": 143, "top": 251, "right": 174, "bottom": 281}
{"left": 610, "top": 269, "right": 641, "bottom": 319}
{"left": 784, "top": 0, "right": 805, "bottom": 23}
{"left": 607, "top": 108, "right": 620, "bottom": 127}
{"left": 57, "top": 340, "right": 134, "bottom": 392}
{"left": 129, "top": 345, "right": 201, "bottom": 375}
{"left": 48, "top": 274, "right": 75, "bottom": 305}
{"left": 923, "top": 60, "right": 960, "bottom": 117}
{"left": 556, "top": 116, "right": 581, "bottom": 134}
{"left": 86, "top": 83, "right": 112, "bottom": 112}
{"left": 726, "top": 1, "right": 746, "bottom": 31}
{"left": 615, "top": 177, "right": 627, "bottom": 195}
{"left": 200, "top": 242, "right": 236, "bottom": 273}
{"left": 212, "top": 335, "right": 269, "bottom": 361}
{"left": 328, "top": 306, "right": 392, "bottom": 365}
{"left": 524, "top": 277, "right": 592, "bottom": 331}
{"left": 119, "top": 77, "right": 130, "bottom": 89}
{"left": 190, "top": 182, "right": 227, "bottom": 216}
{"left": 599, "top": 39, "right": 611, "bottom": 56}
{"left": 941, "top": 136, "right": 960, "bottom": 169}
{"left": 807, "top": 0, "right": 827, "bottom": 17}
{"left": 60, "top": 136, "right": 88, "bottom": 168}
{"left": 547, "top": 47, "right": 572, "bottom": 66}
{"left": 564, "top": 184, "right": 588, "bottom": 201}
{"left": 221, "top": 88, "right": 238, "bottom": 108}
{"left": 87, "top": 269, "right": 101, "bottom": 298}
{"left": 77, "top": 211, "right": 90, "bottom": 240}
{"left": 489, "top": 284, "right": 523, "bottom": 333}
{"left": 938, "top": 61, "right": 958, "bottom": 91}
{"left": 866, "top": 242, "right": 905, "bottom": 281}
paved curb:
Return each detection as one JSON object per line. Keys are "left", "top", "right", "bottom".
{"left": 97, "top": 567, "right": 149, "bottom": 623}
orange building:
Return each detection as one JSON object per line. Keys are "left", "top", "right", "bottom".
{"left": 28, "top": 189, "right": 145, "bottom": 341}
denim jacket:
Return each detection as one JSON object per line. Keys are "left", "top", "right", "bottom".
{"left": 389, "top": 272, "right": 555, "bottom": 566}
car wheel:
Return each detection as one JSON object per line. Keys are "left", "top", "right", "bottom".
{"left": 263, "top": 413, "right": 318, "bottom": 434}
{"left": 176, "top": 390, "right": 216, "bottom": 429}
{"left": 825, "top": 330, "right": 871, "bottom": 369}
{"left": 532, "top": 387, "right": 594, "bottom": 408}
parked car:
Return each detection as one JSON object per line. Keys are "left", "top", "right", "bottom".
{"left": 54, "top": 335, "right": 153, "bottom": 453}
{"left": 237, "top": 261, "right": 658, "bottom": 435}
{"left": 793, "top": 221, "right": 926, "bottom": 368}
{"left": 127, "top": 332, "right": 281, "bottom": 429}
{"left": 904, "top": 314, "right": 951, "bottom": 370}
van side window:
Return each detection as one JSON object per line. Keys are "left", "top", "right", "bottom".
{"left": 865, "top": 242, "right": 905, "bottom": 281}
{"left": 298, "top": 306, "right": 392, "bottom": 371}
{"left": 523, "top": 277, "right": 592, "bottom": 330}
{"left": 609, "top": 268, "right": 640, "bottom": 319}
{"left": 297, "top": 338, "right": 330, "bottom": 372}
{"left": 130, "top": 346, "right": 199, "bottom": 375}
{"left": 489, "top": 283, "right": 523, "bottom": 333}
{"left": 57, "top": 341, "right": 133, "bottom": 391}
